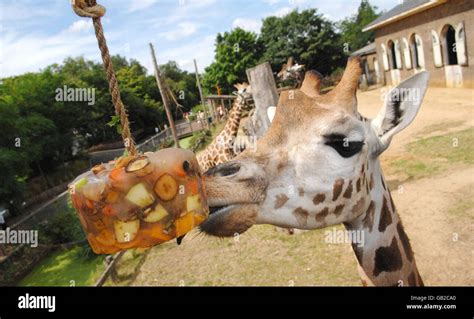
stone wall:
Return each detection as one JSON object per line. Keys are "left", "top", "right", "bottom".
{"left": 373, "top": 0, "right": 474, "bottom": 88}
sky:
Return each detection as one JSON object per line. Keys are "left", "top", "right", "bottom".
{"left": 0, "top": 0, "right": 397, "bottom": 78}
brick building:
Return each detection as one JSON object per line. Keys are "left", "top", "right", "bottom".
{"left": 363, "top": 0, "right": 474, "bottom": 88}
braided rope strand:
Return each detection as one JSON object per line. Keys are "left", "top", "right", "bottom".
{"left": 72, "top": 0, "right": 137, "bottom": 156}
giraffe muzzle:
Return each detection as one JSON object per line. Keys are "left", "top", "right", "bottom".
{"left": 200, "top": 160, "right": 268, "bottom": 236}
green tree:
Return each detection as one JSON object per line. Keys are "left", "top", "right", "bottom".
{"left": 202, "top": 28, "right": 262, "bottom": 94}
{"left": 339, "top": 0, "right": 380, "bottom": 53}
{"left": 259, "top": 9, "right": 344, "bottom": 76}
{"left": 0, "top": 93, "right": 56, "bottom": 210}
{"left": 159, "top": 61, "right": 200, "bottom": 112}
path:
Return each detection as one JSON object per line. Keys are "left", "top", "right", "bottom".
{"left": 392, "top": 166, "right": 474, "bottom": 285}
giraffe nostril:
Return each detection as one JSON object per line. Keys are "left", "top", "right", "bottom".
{"left": 205, "top": 163, "right": 241, "bottom": 177}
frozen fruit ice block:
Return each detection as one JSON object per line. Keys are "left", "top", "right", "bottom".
{"left": 69, "top": 148, "right": 209, "bottom": 254}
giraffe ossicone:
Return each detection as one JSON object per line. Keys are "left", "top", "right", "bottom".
{"left": 201, "top": 57, "right": 430, "bottom": 286}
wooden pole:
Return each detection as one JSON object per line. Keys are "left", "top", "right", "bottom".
{"left": 246, "top": 62, "right": 279, "bottom": 138}
{"left": 94, "top": 251, "right": 125, "bottom": 287}
{"left": 150, "top": 43, "right": 180, "bottom": 148}
{"left": 193, "top": 59, "right": 210, "bottom": 129}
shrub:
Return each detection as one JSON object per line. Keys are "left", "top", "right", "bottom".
{"left": 189, "top": 130, "right": 212, "bottom": 152}
{"left": 38, "top": 201, "right": 85, "bottom": 245}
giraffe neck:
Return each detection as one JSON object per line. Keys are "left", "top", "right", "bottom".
{"left": 197, "top": 97, "right": 245, "bottom": 171}
{"left": 344, "top": 159, "right": 423, "bottom": 286}
{"left": 212, "top": 97, "right": 244, "bottom": 151}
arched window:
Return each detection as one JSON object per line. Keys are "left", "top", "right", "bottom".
{"left": 402, "top": 37, "right": 412, "bottom": 69}
{"left": 455, "top": 22, "right": 468, "bottom": 65}
{"left": 410, "top": 34, "right": 425, "bottom": 69}
{"left": 387, "top": 40, "right": 398, "bottom": 69}
{"left": 394, "top": 40, "right": 402, "bottom": 69}
{"left": 442, "top": 24, "right": 458, "bottom": 65}
{"left": 431, "top": 30, "right": 443, "bottom": 67}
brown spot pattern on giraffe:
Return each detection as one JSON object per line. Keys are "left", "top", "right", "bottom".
{"left": 352, "top": 198, "right": 366, "bottom": 217}
{"left": 373, "top": 237, "right": 403, "bottom": 276}
{"left": 362, "top": 201, "right": 376, "bottom": 232}
{"left": 356, "top": 178, "right": 361, "bottom": 192}
{"left": 313, "top": 193, "right": 325, "bottom": 205}
{"left": 343, "top": 180, "right": 353, "bottom": 198}
{"left": 315, "top": 207, "right": 329, "bottom": 223}
{"left": 274, "top": 194, "right": 289, "bottom": 209}
{"left": 292, "top": 207, "right": 309, "bottom": 227}
{"left": 332, "top": 179, "right": 344, "bottom": 200}
{"left": 378, "top": 196, "right": 393, "bottom": 232}
{"left": 334, "top": 204, "right": 344, "bottom": 217}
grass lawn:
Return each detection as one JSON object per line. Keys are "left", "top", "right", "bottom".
{"left": 388, "top": 128, "right": 474, "bottom": 181}
{"left": 164, "top": 122, "right": 226, "bottom": 152}
{"left": 179, "top": 136, "right": 194, "bottom": 150}
{"left": 18, "top": 246, "right": 105, "bottom": 287}
{"left": 132, "top": 224, "right": 361, "bottom": 286}
{"left": 178, "top": 122, "right": 226, "bottom": 152}
{"left": 197, "top": 122, "right": 225, "bottom": 151}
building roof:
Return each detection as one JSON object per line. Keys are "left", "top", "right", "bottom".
{"left": 350, "top": 42, "right": 376, "bottom": 57}
{"left": 363, "top": 0, "right": 446, "bottom": 31}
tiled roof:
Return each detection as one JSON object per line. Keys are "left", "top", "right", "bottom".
{"left": 350, "top": 42, "right": 376, "bottom": 57}
{"left": 363, "top": 0, "right": 445, "bottom": 31}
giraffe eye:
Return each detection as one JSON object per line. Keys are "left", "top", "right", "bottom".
{"left": 325, "top": 140, "right": 364, "bottom": 158}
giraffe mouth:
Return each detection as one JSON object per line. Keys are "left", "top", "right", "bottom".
{"left": 200, "top": 204, "right": 239, "bottom": 235}
{"left": 200, "top": 203, "right": 258, "bottom": 237}
{"left": 209, "top": 204, "right": 235, "bottom": 215}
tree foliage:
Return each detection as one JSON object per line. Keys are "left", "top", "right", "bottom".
{"left": 259, "top": 9, "right": 344, "bottom": 76}
{"left": 202, "top": 28, "right": 262, "bottom": 94}
{"left": 339, "top": 0, "right": 381, "bottom": 53}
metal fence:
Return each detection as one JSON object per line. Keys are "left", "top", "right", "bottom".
{"left": 89, "top": 119, "right": 206, "bottom": 165}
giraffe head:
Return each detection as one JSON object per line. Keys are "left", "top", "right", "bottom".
{"left": 277, "top": 57, "right": 305, "bottom": 85}
{"left": 233, "top": 82, "right": 252, "bottom": 101}
{"left": 201, "top": 57, "right": 429, "bottom": 237}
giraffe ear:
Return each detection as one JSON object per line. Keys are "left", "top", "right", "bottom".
{"left": 371, "top": 71, "right": 430, "bottom": 154}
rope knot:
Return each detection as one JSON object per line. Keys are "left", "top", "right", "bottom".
{"left": 72, "top": 0, "right": 106, "bottom": 19}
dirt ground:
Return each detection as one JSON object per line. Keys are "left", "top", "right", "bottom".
{"left": 131, "top": 87, "right": 473, "bottom": 286}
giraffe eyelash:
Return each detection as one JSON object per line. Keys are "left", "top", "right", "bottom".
{"left": 324, "top": 138, "right": 365, "bottom": 158}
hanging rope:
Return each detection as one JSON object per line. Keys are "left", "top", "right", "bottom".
{"left": 71, "top": 0, "right": 137, "bottom": 156}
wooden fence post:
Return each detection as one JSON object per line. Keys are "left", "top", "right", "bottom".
{"left": 246, "top": 62, "right": 279, "bottom": 138}
{"left": 150, "top": 43, "right": 180, "bottom": 148}
{"left": 194, "top": 59, "right": 211, "bottom": 129}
